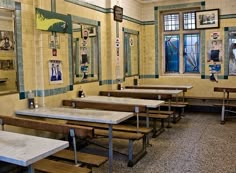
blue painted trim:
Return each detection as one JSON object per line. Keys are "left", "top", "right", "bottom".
{"left": 139, "top": 74, "right": 159, "bottom": 79}
{"left": 68, "top": 34, "right": 73, "bottom": 86}
{"left": 15, "top": 2, "right": 24, "bottom": 97}
{"left": 220, "top": 14, "right": 236, "bottom": 19}
{"left": 154, "top": 5, "right": 159, "bottom": 78}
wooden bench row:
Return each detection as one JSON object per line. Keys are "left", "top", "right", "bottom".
{"left": 0, "top": 115, "right": 108, "bottom": 173}
{"left": 99, "top": 91, "right": 187, "bottom": 123}
{"left": 67, "top": 121, "right": 148, "bottom": 167}
{"left": 63, "top": 99, "right": 172, "bottom": 137}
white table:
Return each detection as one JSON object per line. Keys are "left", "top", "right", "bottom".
{"left": 73, "top": 96, "right": 164, "bottom": 129}
{"left": 126, "top": 85, "right": 192, "bottom": 101}
{"left": 15, "top": 107, "right": 133, "bottom": 173}
{"left": 0, "top": 130, "right": 68, "bottom": 173}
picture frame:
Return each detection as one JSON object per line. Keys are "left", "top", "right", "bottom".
{"left": 195, "top": 9, "right": 219, "bottom": 29}
{"left": 48, "top": 60, "right": 63, "bottom": 84}
{"left": 88, "top": 27, "right": 96, "bottom": 37}
{"left": 0, "top": 31, "right": 14, "bottom": 51}
{"left": 113, "top": 5, "right": 123, "bottom": 22}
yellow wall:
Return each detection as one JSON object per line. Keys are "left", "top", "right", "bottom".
{"left": 1, "top": 0, "right": 236, "bottom": 118}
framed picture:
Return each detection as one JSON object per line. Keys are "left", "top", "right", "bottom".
{"left": 195, "top": 9, "right": 219, "bottom": 29}
{"left": 88, "top": 27, "right": 96, "bottom": 37}
{"left": 48, "top": 34, "right": 60, "bottom": 49}
{"left": 0, "top": 31, "right": 14, "bottom": 51}
{"left": 48, "top": 60, "right": 63, "bottom": 84}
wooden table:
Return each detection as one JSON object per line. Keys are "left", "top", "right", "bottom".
{"left": 15, "top": 107, "right": 133, "bottom": 173}
{"left": 72, "top": 96, "right": 164, "bottom": 129}
{"left": 125, "top": 84, "right": 192, "bottom": 101}
{"left": 214, "top": 87, "right": 236, "bottom": 124}
{"left": 0, "top": 130, "right": 68, "bottom": 173}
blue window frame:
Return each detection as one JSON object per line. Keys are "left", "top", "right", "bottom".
{"left": 184, "top": 34, "right": 200, "bottom": 73}
{"left": 164, "top": 35, "right": 179, "bottom": 72}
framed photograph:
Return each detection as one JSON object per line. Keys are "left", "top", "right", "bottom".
{"left": 0, "top": 31, "right": 14, "bottom": 51}
{"left": 48, "top": 34, "right": 60, "bottom": 49}
{"left": 48, "top": 60, "right": 63, "bottom": 84}
{"left": 195, "top": 9, "right": 219, "bottom": 29}
{"left": 113, "top": 5, "right": 123, "bottom": 22}
{"left": 88, "top": 27, "right": 96, "bottom": 37}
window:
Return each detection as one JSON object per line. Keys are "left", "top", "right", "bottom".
{"left": 228, "top": 31, "right": 236, "bottom": 75}
{"left": 183, "top": 12, "right": 196, "bottom": 30}
{"left": 123, "top": 29, "right": 139, "bottom": 77}
{"left": 0, "top": 8, "right": 18, "bottom": 93}
{"left": 162, "top": 9, "right": 200, "bottom": 74}
{"left": 164, "top": 14, "right": 179, "bottom": 31}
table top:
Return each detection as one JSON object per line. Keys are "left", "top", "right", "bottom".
{"left": 73, "top": 96, "right": 164, "bottom": 108}
{"left": 0, "top": 131, "right": 68, "bottom": 167}
{"left": 104, "top": 89, "right": 182, "bottom": 95}
{"left": 15, "top": 107, "right": 133, "bottom": 124}
{"left": 127, "top": 84, "right": 192, "bottom": 90}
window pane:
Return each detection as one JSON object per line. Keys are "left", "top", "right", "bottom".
{"left": 164, "top": 35, "right": 179, "bottom": 72}
{"left": 184, "top": 34, "right": 200, "bottom": 73}
{"left": 183, "top": 12, "right": 196, "bottom": 30}
{"left": 164, "top": 14, "right": 179, "bottom": 31}
{"left": 229, "top": 32, "right": 236, "bottom": 75}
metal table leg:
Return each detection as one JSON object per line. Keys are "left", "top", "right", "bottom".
{"left": 108, "top": 124, "right": 113, "bottom": 173}
{"left": 28, "top": 165, "right": 34, "bottom": 173}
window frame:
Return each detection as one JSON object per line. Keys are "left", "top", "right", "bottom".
{"left": 161, "top": 8, "right": 201, "bottom": 76}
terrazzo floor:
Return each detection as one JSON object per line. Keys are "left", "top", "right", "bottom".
{"left": 89, "top": 112, "right": 236, "bottom": 173}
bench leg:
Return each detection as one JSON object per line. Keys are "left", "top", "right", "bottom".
{"left": 166, "top": 115, "right": 172, "bottom": 128}
{"left": 221, "top": 105, "right": 225, "bottom": 124}
{"left": 172, "top": 109, "right": 182, "bottom": 123}
{"left": 127, "top": 137, "right": 147, "bottom": 167}
{"left": 152, "top": 119, "right": 165, "bottom": 138}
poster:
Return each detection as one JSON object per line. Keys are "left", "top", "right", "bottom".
{"left": 48, "top": 60, "right": 63, "bottom": 84}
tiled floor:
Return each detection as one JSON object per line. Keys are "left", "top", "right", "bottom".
{"left": 92, "top": 112, "right": 236, "bottom": 173}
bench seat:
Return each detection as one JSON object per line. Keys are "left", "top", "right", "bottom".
{"left": 94, "top": 129, "right": 146, "bottom": 167}
{"left": 34, "top": 159, "right": 91, "bottom": 173}
{"left": 67, "top": 121, "right": 152, "bottom": 134}
{"left": 0, "top": 115, "right": 108, "bottom": 169}
{"left": 67, "top": 120, "right": 146, "bottom": 167}
{"left": 160, "top": 102, "right": 187, "bottom": 123}
{"left": 214, "top": 103, "right": 236, "bottom": 107}
{"left": 138, "top": 113, "right": 171, "bottom": 137}
{"left": 52, "top": 149, "right": 107, "bottom": 167}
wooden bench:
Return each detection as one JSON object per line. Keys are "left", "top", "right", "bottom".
{"left": 0, "top": 115, "right": 107, "bottom": 172}
{"left": 63, "top": 99, "right": 170, "bottom": 137}
{"left": 138, "top": 111, "right": 172, "bottom": 137}
{"left": 99, "top": 91, "right": 184, "bottom": 123}
{"left": 67, "top": 121, "right": 147, "bottom": 167}
{"left": 34, "top": 159, "right": 91, "bottom": 173}
{"left": 214, "top": 87, "right": 236, "bottom": 124}
{"left": 160, "top": 102, "right": 187, "bottom": 123}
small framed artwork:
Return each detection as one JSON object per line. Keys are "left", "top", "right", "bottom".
{"left": 49, "top": 60, "right": 63, "bottom": 84}
{"left": 0, "top": 31, "right": 14, "bottom": 51}
{"left": 88, "top": 27, "right": 96, "bottom": 37}
{"left": 48, "top": 34, "right": 60, "bottom": 49}
{"left": 195, "top": 9, "right": 219, "bottom": 29}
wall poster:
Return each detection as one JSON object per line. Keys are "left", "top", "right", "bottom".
{"left": 48, "top": 60, "right": 63, "bottom": 84}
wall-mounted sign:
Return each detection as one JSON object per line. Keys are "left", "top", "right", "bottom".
{"left": 113, "top": 5, "right": 123, "bottom": 22}
{"left": 36, "top": 8, "right": 72, "bottom": 34}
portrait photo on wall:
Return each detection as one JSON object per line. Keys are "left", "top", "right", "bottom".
{"left": 207, "top": 40, "right": 223, "bottom": 62}
{"left": 48, "top": 60, "right": 63, "bottom": 84}
{"left": 229, "top": 41, "right": 236, "bottom": 75}
{"left": 0, "top": 31, "right": 14, "bottom": 51}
